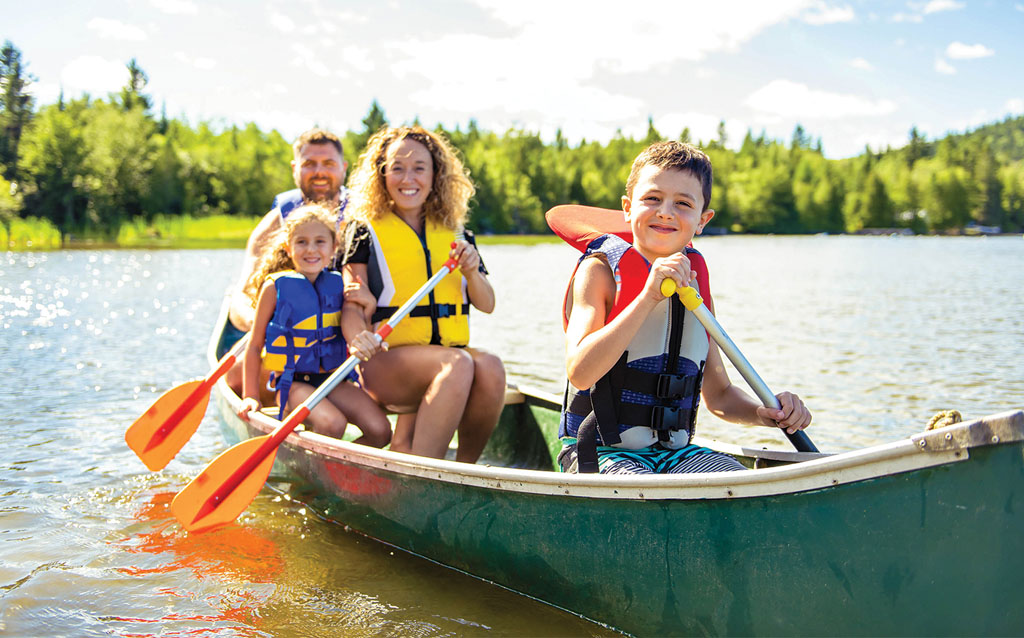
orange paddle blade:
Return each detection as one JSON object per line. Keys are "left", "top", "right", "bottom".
{"left": 170, "top": 435, "right": 277, "bottom": 533}
{"left": 125, "top": 380, "right": 211, "bottom": 471}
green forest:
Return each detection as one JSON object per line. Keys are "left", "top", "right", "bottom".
{"left": 2, "top": 40, "right": 1023, "bottom": 248}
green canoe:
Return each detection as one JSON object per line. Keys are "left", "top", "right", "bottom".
{"left": 207, "top": 301, "right": 1024, "bottom": 637}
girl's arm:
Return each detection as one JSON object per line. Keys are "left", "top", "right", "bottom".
{"left": 699, "top": 296, "right": 812, "bottom": 433}
{"left": 239, "top": 280, "right": 276, "bottom": 421}
{"left": 451, "top": 239, "right": 495, "bottom": 314}
{"left": 565, "top": 252, "right": 697, "bottom": 390}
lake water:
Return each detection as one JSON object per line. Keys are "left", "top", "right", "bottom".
{"left": 2, "top": 236, "right": 1022, "bottom": 636}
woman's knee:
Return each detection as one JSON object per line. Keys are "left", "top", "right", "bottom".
{"left": 439, "top": 347, "right": 475, "bottom": 383}
{"left": 473, "top": 352, "right": 506, "bottom": 395}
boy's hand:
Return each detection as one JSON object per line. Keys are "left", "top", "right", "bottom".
{"left": 450, "top": 240, "right": 481, "bottom": 278}
{"left": 643, "top": 252, "right": 696, "bottom": 303}
{"left": 349, "top": 329, "right": 386, "bottom": 362}
{"left": 756, "top": 392, "right": 812, "bottom": 434}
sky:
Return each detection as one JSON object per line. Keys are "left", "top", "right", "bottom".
{"left": 4, "top": 0, "right": 1023, "bottom": 159}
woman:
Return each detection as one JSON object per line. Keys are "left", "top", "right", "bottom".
{"left": 341, "top": 126, "right": 506, "bottom": 461}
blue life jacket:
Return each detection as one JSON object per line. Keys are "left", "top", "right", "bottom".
{"left": 262, "top": 269, "right": 348, "bottom": 419}
{"left": 271, "top": 187, "right": 350, "bottom": 226}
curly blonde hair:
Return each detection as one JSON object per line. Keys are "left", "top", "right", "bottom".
{"left": 347, "top": 125, "right": 474, "bottom": 230}
{"left": 244, "top": 204, "right": 338, "bottom": 305}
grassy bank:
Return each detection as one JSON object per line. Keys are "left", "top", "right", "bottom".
{"left": 3, "top": 215, "right": 562, "bottom": 251}
{"left": 3, "top": 214, "right": 263, "bottom": 250}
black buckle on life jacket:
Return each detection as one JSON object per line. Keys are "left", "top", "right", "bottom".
{"left": 655, "top": 373, "right": 698, "bottom": 399}
{"left": 650, "top": 405, "right": 692, "bottom": 432}
{"left": 433, "top": 303, "right": 452, "bottom": 319}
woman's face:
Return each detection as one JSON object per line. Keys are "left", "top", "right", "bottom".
{"left": 383, "top": 137, "right": 433, "bottom": 217}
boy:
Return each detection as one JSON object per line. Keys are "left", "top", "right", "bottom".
{"left": 554, "top": 141, "right": 811, "bottom": 474}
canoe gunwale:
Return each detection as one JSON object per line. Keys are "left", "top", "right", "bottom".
{"left": 207, "top": 294, "right": 1023, "bottom": 501}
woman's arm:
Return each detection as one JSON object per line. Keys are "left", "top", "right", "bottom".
{"left": 451, "top": 239, "right": 495, "bottom": 313}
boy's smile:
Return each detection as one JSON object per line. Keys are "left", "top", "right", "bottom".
{"left": 622, "top": 165, "right": 715, "bottom": 262}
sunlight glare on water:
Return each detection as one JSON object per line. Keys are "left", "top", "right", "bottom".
{"left": 1, "top": 237, "right": 1022, "bottom": 636}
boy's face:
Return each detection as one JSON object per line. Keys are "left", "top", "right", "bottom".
{"left": 622, "top": 165, "right": 715, "bottom": 261}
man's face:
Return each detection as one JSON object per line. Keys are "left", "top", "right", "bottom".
{"left": 292, "top": 143, "right": 347, "bottom": 203}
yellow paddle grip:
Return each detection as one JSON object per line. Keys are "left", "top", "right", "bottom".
{"left": 659, "top": 278, "right": 703, "bottom": 311}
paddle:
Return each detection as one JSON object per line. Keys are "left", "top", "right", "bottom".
{"left": 126, "top": 334, "right": 250, "bottom": 471}
{"left": 170, "top": 254, "right": 462, "bottom": 533}
{"left": 661, "top": 279, "right": 819, "bottom": 453}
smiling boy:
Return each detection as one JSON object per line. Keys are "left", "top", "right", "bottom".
{"left": 556, "top": 141, "right": 811, "bottom": 474}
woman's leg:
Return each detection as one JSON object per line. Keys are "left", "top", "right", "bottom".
{"left": 455, "top": 347, "right": 506, "bottom": 463}
{"left": 359, "top": 345, "right": 474, "bottom": 459}
{"left": 390, "top": 413, "right": 416, "bottom": 454}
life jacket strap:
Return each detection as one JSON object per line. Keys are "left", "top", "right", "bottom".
{"left": 371, "top": 303, "right": 469, "bottom": 324}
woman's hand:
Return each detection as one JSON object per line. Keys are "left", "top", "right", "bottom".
{"left": 238, "top": 397, "right": 260, "bottom": 422}
{"left": 349, "top": 329, "right": 386, "bottom": 362}
{"left": 641, "top": 252, "right": 694, "bottom": 304}
{"left": 450, "top": 239, "right": 481, "bottom": 278}
{"left": 755, "top": 392, "right": 812, "bottom": 434}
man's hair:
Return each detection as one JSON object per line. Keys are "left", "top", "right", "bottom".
{"left": 293, "top": 128, "right": 344, "bottom": 158}
{"left": 625, "top": 141, "right": 713, "bottom": 211}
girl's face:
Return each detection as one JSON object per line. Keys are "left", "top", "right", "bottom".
{"left": 383, "top": 138, "right": 433, "bottom": 218}
{"left": 286, "top": 220, "right": 335, "bottom": 280}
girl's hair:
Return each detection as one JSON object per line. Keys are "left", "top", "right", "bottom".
{"left": 244, "top": 204, "right": 337, "bottom": 305}
{"left": 347, "top": 125, "right": 474, "bottom": 230}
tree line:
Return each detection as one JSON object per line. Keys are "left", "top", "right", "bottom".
{"left": 2, "top": 40, "right": 1023, "bottom": 243}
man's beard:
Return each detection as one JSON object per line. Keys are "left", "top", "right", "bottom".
{"left": 301, "top": 180, "right": 339, "bottom": 203}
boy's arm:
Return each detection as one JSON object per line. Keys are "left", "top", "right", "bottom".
{"left": 699, "top": 297, "right": 812, "bottom": 433}
{"left": 566, "top": 258, "right": 657, "bottom": 390}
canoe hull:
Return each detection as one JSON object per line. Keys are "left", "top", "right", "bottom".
{"left": 208, "top": 306, "right": 1024, "bottom": 636}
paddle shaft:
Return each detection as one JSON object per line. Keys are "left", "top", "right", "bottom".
{"left": 143, "top": 333, "right": 250, "bottom": 453}
{"left": 191, "top": 257, "right": 461, "bottom": 524}
{"left": 661, "top": 279, "right": 819, "bottom": 453}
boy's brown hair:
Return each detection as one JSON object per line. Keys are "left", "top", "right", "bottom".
{"left": 293, "top": 128, "right": 344, "bottom": 158}
{"left": 625, "top": 141, "right": 713, "bottom": 211}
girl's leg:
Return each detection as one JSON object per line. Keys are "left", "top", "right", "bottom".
{"left": 328, "top": 382, "right": 392, "bottom": 448}
{"left": 282, "top": 381, "right": 349, "bottom": 439}
{"left": 359, "top": 345, "right": 474, "bottom": 459}
{"left": 455, "top": 347, "right": 507, "bottom": 463}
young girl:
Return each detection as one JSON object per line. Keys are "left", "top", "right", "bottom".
{"left": 238, "top": 204, "right": 391, "bottom": 448}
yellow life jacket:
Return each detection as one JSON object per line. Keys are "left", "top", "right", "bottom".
{"left": 365, "top": 213, "right": 470, "bottom": 347}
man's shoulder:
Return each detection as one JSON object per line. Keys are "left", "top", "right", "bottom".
{"left": 272, "top": 188, "right": 304, "bottom": 218}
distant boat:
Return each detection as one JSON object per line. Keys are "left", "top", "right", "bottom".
{"left": 203, "top": 297, "right": 1024, "bottom": 636}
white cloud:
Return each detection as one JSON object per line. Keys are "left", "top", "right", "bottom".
{"left": 920, "top": 0, "right": 965, "bottom": 14}
{"left": 946, "top": 41, "right": 994, "bottom": 60}
{"left": 385, "top": 0, "right": 819, "bottom": 131}
{"left": 269, "top": 11, "right": 295, "bottom": 33}
{"left": 341, "top": 46, "right": 374, "bottom": 74}
{"left": 151, "top": 0, "right": 198, "bottom": 15}
{"left": 890, "top": 12, "right": 922, "bottom": 22}
{"left": 173, "top": 52, "right": 216, "bottom": 70}
{"left": 744, "top": 79, "right": 897, "bottom": 119}
{"left": 60, "top": 56, "right": 128, "bottom": 94}
{"left": 291, "top": 44, "right": 330, "bottom": 77}
{"left": 850, "top": 57, "right": 873, "bottom": 70}
{"left": 934, "top": 58, "right": 956, "bottom": 74}
{"left": 87, "top": 18, "right": 146, "bottom": 41}
{"left": 1006, "top": 98, "right": 1024, "bottom": 114}
{"left": 802, "top": 2, "right": 855, "bottom": 25}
